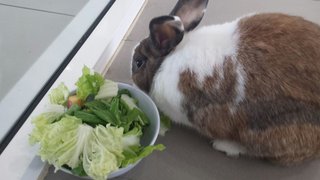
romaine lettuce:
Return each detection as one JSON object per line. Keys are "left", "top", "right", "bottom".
{"left": 49, "top": 83, "right": 69, "bottom": 105}
{"left": 83, "top": 124, "right": 124, "bottom": 180}
{"left": 121, "top": 144, "right": 165, "bottom": 167}
{"left": 36, "top": 116, "right": 85, "bottom": 169}
{"left": 29, "top": 104, "right": 65, "bottom": 145}
{"left": 76, "top": 66, "right": 105, "bottom": 100}
{"left": 159, "top": 112, "right": 172, "bottom": 136}
{"left": 95, "top": 80, "right": 118, "bottom": 100}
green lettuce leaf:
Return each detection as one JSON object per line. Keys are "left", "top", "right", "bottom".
{"left": 29, "top": 104, "right": 65, "bottom": 145}
{"left": 159, "top": 112, "right": 172, "bottom": 136}
{"left": 95, "top": 80, "right": 118, "bottom": 100}
{"left": 122, "top": 127, "right": 142, "bottom": 149}
{"left": 49, "top": 83, "right": 69, "bottom": 105}
{"left": 71, "top": 163, "right": 87, "bottom": 177}
{"left": 39, "top": 116, "right": 79, "bottom": 168}
{"left": 121, "top": 144, "right": 165, "bottom": 167}
{"left": 120, "top": 94, "right": 138, "bottom": 110}
{"left": 82, "top": 124, "right": 124, "bottom": 180}
{"left": 76, "top": 66, "right": 104, "bottom": 100}
{"left": 36, "top": 116, "right": 93, "bottom": 170}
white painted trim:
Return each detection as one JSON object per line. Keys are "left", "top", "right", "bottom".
{"left": 0, "top": 0, "right": 146, "bottom": 179}
{"left": 94, "top": 0, "right": 148, "bottom": 75}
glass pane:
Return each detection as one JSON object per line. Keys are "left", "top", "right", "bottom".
{"left": 0, "top": 0, "right": 89, "bottom": 101}
{"left": 0, "top": 0, "right": 113, "bottom": 146}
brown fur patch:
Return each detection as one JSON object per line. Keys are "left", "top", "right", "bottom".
{"left": 239, "top": 124, "right": 320, "bottom": 165}
{"left": 236, "top": 13, "right": 320, "bottom": 129}
{"left": 178, "top": 57, "right": 246, "bottom": 139}
{"left": 234, "top": 13, "right": 320, "bottom": 164}
{"left": 237, "top": 13, "right": 320, "bottom": 103}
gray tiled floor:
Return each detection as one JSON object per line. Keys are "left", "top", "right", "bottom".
{"left": 46, "top": 0, "right": 320, "bottom": 180}
{"left": 0, "top": 0, "right": 88, "bottom": 101}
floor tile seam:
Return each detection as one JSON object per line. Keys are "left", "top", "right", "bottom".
{"left": 0, "top": 3, "right": 74, "bottom": 17}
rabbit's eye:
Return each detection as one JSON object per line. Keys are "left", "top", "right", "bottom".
{"left": 135, "top": 58, "right": 145, "bottom": 68}
{"left": 132, "top": 55, "right": 147, "bottom": 72}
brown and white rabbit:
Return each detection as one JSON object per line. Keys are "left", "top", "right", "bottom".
{"left": 131, "top": 0, "right": 320, "bottom": 165}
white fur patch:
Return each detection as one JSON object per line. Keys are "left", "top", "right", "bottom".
{"left": 150, "top": 19, "right": 242, "bottom": 126}
{"left": 229, "top": 59, "right": 246, "bottom": 114}
{"left": 179, "top": 21, "right": 240, "bottom": 82}
{"left": 235, "top": 63, "right": 246, "bottom": 103}
{"left": 173, "top": 16, "right": 184, "bottom": 31}
{"left": 150, "top": 66, "right": 191, "bottom": 126}
{"left": 212, "top": 139, "right": 246, "bottom": 157}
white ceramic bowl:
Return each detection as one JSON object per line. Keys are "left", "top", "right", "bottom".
{"left": 61, "top": 82, "right": 160, "bottom": 179}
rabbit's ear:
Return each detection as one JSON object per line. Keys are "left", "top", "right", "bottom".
{"left": 149, "top": 16, "right": 184, "bottom": 55}
{"left": 170, "top": 0, "right": 209, "bottom": 32}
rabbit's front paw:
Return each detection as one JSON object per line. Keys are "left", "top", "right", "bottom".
{"left": 212, "top": 139, "right": 246, "bottom": 157}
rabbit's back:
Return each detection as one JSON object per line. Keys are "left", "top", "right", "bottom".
{"left": 237, "top": 13, "right": 320, "bottom": 104}
{"left": 234, "top": 13, "right": 320, "bottom": 131}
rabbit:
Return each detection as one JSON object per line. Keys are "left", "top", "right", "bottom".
{"left": 131, "top": 0, "right": 320, "bottom": 165}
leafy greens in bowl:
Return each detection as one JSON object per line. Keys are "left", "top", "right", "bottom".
{"left": 29, "top": 66, "right": 164, "bottom": 180}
